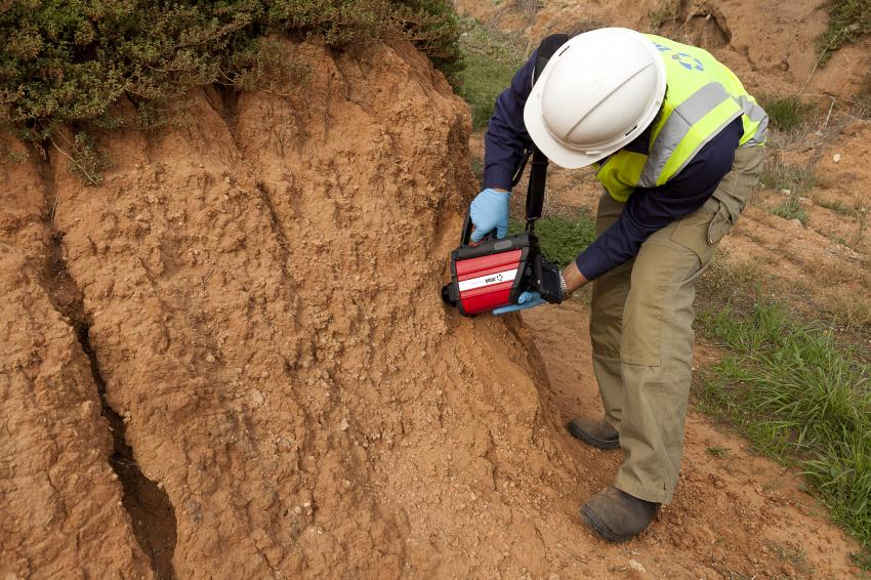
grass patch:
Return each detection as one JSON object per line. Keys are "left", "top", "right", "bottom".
{"left": 698, "top": 254, "right": 765, "bottom": 309}
{"left": 824, "top": 293, "right": 871, "bottom": 345}
{"left": 815, "top": 197, "right": 854, "bottom": 216}
{"left": 818, "top": 0, "right": 871, "bottom": 63}
{"left": 697, "top": 302, "right": 871, "bottom": 563}
{"left": 699, "top": 255, "right": 871, "bottom": 350}
{"left": 509, "top": 210, "right": 597, "bottom": 268}
{"left": 757, "top": 95, "right": 817, "bottom": 132}
{"left": 760, "top": 155, "right": 815, "bottom": 225}
{"left": 772, "top": 196, "right": 809, "bottom": 225}
{"left": 759, "top": 158, "right": 816, "bottom": 194}
{"left": 455, "top": 17, "right": 525, "bottom": 129}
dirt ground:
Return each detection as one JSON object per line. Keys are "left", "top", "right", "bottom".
{"left": 1, "top": 1, "right": 870, "bottom": 579}
{"left": 521, "top": 301, "right": 860, "bottom": 578}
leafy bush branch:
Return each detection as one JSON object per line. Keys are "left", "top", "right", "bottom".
{"left": 0, "top": 0, "right": 462, "bottom": 141}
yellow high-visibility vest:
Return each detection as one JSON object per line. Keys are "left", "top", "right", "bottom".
{"left": 596, "top": 34, "right": 767, "bottom": 202}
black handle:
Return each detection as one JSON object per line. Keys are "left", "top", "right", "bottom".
{"left": 525, "top": 148, "right": 548, "bottom": 232}
{"left": 460, "top": 212, "right": 495, "bottom": 246}
{"left": 461, "top": 213, "right": 473, "bottom": 245}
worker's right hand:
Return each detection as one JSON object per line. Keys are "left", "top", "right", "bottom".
{"left": 470, "top": 188, "right": 510, "bottom": 242}
{"left": 492, "top": 291, "right": 546, "bottom": 315}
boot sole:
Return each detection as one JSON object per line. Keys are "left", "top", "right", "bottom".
{"left": 566, "top": 421, "right": 620, "bottom": 450}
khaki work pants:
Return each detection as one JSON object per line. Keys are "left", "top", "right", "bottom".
{"left": 589, "top": 145, "right": 765, "bottom": 504}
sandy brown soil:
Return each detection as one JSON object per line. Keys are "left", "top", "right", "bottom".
{"left": 454, "top": 0, "right": 871, "bottom": 99}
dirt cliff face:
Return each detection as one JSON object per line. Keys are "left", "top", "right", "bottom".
{"left": 1, "top": 142, "right": 154, "bottom": 576}
{"left": 1, "top": 40, "right": 607, "bottom": 578}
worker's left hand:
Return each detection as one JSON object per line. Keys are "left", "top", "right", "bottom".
{"left": 469, "top": 188, "right": 510, "bottom": 242}
{"left": 492, "top": 291, "right": 546, "bottom": 315}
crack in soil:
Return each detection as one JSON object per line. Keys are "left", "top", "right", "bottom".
{"left": 35, "top": 143, "right": 179, "bottom": 579}
{"left": 77, "top": 323, "right": 179, "bottom": 580}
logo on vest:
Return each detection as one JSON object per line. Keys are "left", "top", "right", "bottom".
{"left": 672, "top": 52, "right": 704, "bottom": 71}
{"left": 652, "top": 43, "right": 705, "bottom": 72}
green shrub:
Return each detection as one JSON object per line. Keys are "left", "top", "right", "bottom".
{"left": 818, "top": 0, "right": 871, "bottom": 62}
{"left": 510, "top": 211, "right": 597, "bottom": 268}
{"left": 0, "top": 0, "right": 462, "bottom": 132}
{"left": 772, "top": 195, "right": 809, "bottom": 225}
{"left": 533, "top": 213, "right": 597, "bottom": 267}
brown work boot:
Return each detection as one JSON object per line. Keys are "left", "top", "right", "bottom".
{"left": 580, "top": 487, "right": 660, "bottom": 543}
{"left": 566, "top": 417, "right": 619, "bottom": 450}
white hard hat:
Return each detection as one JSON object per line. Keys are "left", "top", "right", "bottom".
{"left": 523, "top": 28, "right": 667, "bottom": 168}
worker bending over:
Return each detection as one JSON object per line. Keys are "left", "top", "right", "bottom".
{"left": 471, "top": 27, "right": 767, "bottom": 542}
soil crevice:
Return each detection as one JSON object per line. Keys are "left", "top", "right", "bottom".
{"left": 35, "top": 142, "right": 179, "bottom": 580}
{"left": 77, "top": 323, "right": 179, "bottom": 580}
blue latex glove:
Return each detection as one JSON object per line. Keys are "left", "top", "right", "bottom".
{"left": 469, "top": 188, "right": 510, "bottom": 242}
{"left": 492, "top": 291, "right": 546, "bottom": 315}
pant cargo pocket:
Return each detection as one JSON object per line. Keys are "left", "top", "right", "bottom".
{"left": 706, "top": 202, "right": 734, "bottom": 245}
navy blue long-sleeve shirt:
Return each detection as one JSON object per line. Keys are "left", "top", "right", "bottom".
{"left": 484, "top": 50, "right": 743, "bottom": 281}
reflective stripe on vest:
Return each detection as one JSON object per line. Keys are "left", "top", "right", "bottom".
{"left": 736, "top": 94, "right": 768, "bottom": 146}
{"left": 639, "top": 81, "right": 733, "bottom": 188}
{"left": 596, "top": 35, "right": 768, "bottom": 202}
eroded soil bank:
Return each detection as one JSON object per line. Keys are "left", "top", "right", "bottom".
{"left": 4, "top": 40, "right": 601, "bottom": 578}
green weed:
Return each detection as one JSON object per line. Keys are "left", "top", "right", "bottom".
{"left": 455, "top": 17, "right": 525, "bottom": 129}
{"left": 470, "top": 157, "right": 484, "bottom": 183}
{"left": 772, "top": 195, "right": 809, "bottom": 225}
{"left": 648, "top": 0, "right": 681, "bottom": 31}
{"left": 509, "top": 211, "right": 597, "bottom": 268}
{"left": 49, "top": 131, "right": 109, "bottom": 186}
{"left": 815, "top": 197, "right": 853, "bottom": 216}
{"left": 759, "top": 157, "right": 816, "bottom": 195}
{"left": 697, "top": 302, "right": 871, "bottom": 563}
{"left": 760, "top": 156, "right": 815, "bottom": 225}
{"left": 534, "top": 213, "right": 597, "bottom": 267}
{"left": 763, "top": 540, "right": 813, "bottom": 576}
{"left": 757, "top": 95, "right": 816, "bottom": 132}
{"left": 707, "top": 446, "right": 730, "bottom": 458}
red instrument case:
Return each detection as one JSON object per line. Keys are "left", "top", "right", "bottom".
{"left": 443, "top": 218, "right": 533, "bottom": 316}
